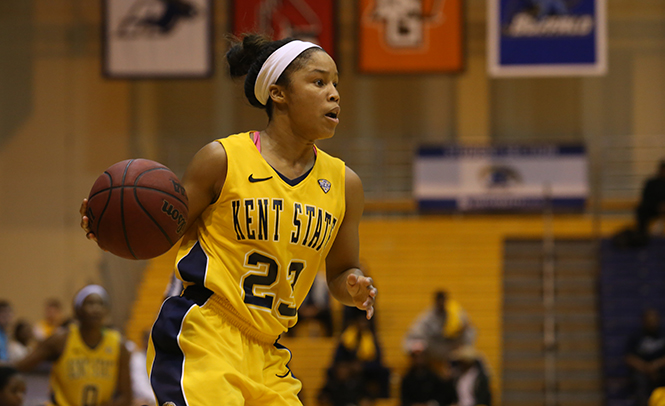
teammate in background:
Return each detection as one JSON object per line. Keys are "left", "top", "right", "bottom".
{"left": 0, "top": 366, "right": 26, "bottom": 406}
{"left": 14, "top": 285, "right": 132, "bottom": 406}
{"left": 80, "top": 33, "right": 376, "bottom": 406}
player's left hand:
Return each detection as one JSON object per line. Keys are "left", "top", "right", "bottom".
{"left": 346, "top": 273, "right": 377, "bottom": 319}
{"left": 79, "top": 198, "right": 98, "bottom": 243}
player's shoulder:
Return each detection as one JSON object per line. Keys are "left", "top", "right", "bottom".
{"left": 189, "top": 138, "right": 229, "bottom": 171}
{"left": 102, "top": 326, "right": 122, "bottom": 337}
{"left": 344, "top": 166, "right": 363, "bottom": 194}
{"left": 211, "top": 131, "right": 260, "bottom": 160}
{"left": 315, "top": 145, "right": 345, "bottom": 165}
{"left": 216, "top": 131, "right": 255, "bottom": 146}
{"left": 101, "top": 327, "right": 126, "bottom": 351}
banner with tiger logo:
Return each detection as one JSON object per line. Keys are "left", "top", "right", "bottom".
{"left": 358, "top": 0, "right": 463, "bottom": 73}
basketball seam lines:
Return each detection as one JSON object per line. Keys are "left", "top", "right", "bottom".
{"left": 121, "top": 160, "right": 138, "bottom": 259}
{"left": 89, "top": 185, "right": 187, "bottom": 207}
{"left": 133, "top": 185, "right": 175, "bottom": 248}
{"left": 96, "top": 172, "right": 114, "bottom": 237}
{"left": 133, "top": 168, "right": 181, "bottom": 248}
{"left": 133, "top": 167, "right": 188, "bottom": 206}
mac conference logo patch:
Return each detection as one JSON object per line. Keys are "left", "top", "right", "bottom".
{"left": 318, "top": 179, "right": 331, "bottom": 193}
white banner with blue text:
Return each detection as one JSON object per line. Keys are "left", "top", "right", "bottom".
{"left": 414, "top": 145, "right": 588, "bottom": 211}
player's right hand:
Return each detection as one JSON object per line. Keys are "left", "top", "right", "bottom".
{"left": 79, "top": 198, "right": 98, "bottom": 243}
{"left": 346, "top": 273, "right": 377, "bottom": 320}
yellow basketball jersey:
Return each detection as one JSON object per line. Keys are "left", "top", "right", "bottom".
{"left": 48, "top": 323, "right": 121, "bottom": 406}
{"left": 175, "top": 132, "right": 346, "bottom": 338}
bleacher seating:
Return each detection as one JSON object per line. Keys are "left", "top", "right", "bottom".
{"left": 600, "top": 238, "right": 665, "bottom": 406}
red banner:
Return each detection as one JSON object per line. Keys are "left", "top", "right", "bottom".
{"left": 358, "top": 0, "right": 463, "bottom": 73}
{"left": 232, "top": 0, "right": 336, "bottom": 59}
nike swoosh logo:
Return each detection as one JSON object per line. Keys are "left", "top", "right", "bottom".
{"left": 248, "top": 174, "right": 273, "bottom": 183}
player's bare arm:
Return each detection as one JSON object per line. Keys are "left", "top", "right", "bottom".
{"left": 14, "top": 328, "right": 67, "bottom": 372}
{"left": 178, "top": 140, "right": 228, "bottom": 234}
{"left": 325, "top": 166, "right": 377, "bottom": 319}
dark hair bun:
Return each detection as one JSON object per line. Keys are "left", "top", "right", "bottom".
{"left": 226, "top": 34, "right": 273, "bottom": 78}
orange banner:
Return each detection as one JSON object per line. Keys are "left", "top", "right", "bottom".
{"left": 358, "top": 0, "right": 463, "bottom": 73}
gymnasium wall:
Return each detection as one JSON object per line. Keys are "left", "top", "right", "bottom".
{"left": 0, "top": 0, "right": 664, "bottom": 326}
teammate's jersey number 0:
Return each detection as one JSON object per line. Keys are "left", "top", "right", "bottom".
{"left": 81, "top": 385, "right": 98, "bottom": 406}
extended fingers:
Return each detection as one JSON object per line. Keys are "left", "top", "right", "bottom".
{"left": 362, "top": 285, "right": 377, "bottom": 307}
{"left": 80, "top": 198, "right": 97, "bottom": 241}
{"left": 79, "top": 198, "right": 88, "bottom": 216}
{"left": 80, "top": 199, "right": 91, "bottom": 232}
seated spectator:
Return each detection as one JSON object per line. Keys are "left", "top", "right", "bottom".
{"left": 636, "top": 160, "right": 665, "bottom": 238}
{"left": 318, "top": 358, "right": 372, "bottom": 406}
{"left": 33, "top": 298, "right": 63, "bottom": 342}
{"left": 0, "top": 366, "right": 26, "bottom": 406}
{"left": 404, "top": 290, "right": 475, "bottom": 363}
{"left": 450, "top": 346, "right": 492, "bottom": 406}
{"left": 0, "top": 301, "right": 14, "bottom": 362}
{"left": 290, "top": 272, "right": 333, "bottom": 337}
{"left": 626, "top": 308, "right": 665, "bottom": 406}
{"left": 401, "top": 345, "right": 457, "bottom": 406}
{"left": 7, "top": 321, "right": 34, "bottom": 363}
{"left": 333, "top": 307, "right": 391, "bottom": 399}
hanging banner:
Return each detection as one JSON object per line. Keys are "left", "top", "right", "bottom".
{"left": 232, "top": 0, "right": 336, "bottom": 59}
{"left": 103, "top": 0, "right": 213, "bottom": 78}
{"left": 414, "top": 145, "right": 588, "bottom": 212}
{"left": 358, "top": 0, "right": 463, "bottom": 73}
{"left": 488, "top": 0, "right": 607, "bottom": 77}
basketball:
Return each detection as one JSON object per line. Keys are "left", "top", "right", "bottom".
{"left": 86, "top": 159, "right": 189, "bottom": 260}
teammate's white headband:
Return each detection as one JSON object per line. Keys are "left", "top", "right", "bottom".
{"left": 74, "top": 285, "right": 109, "bottom": 310}
{"left": 254, "top": 40, "right": 322, "bottom": 106}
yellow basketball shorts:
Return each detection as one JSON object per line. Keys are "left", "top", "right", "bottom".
{"left": 146, "top": 292, "right": 302, "bottom": 406}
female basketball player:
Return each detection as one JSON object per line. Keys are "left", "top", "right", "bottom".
{"left": 81, "top": 34, "right": 376, "bottom": 406}
{"left": 14, "top": 285, "right": 132, "bottom": 406}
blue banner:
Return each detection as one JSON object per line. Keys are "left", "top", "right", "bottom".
{"left": 488, "top": 0, "right": 606, "bottom": 77}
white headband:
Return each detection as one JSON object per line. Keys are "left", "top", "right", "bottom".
{"left": 254, "top": 40, "right": 322, "bottom": 106}
{"left": 74, "top": 285, "right": 109, "bottom": 310}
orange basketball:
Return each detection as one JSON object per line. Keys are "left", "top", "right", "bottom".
{"left": 86, "top": 159, "right": 189, "bottom": 260}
